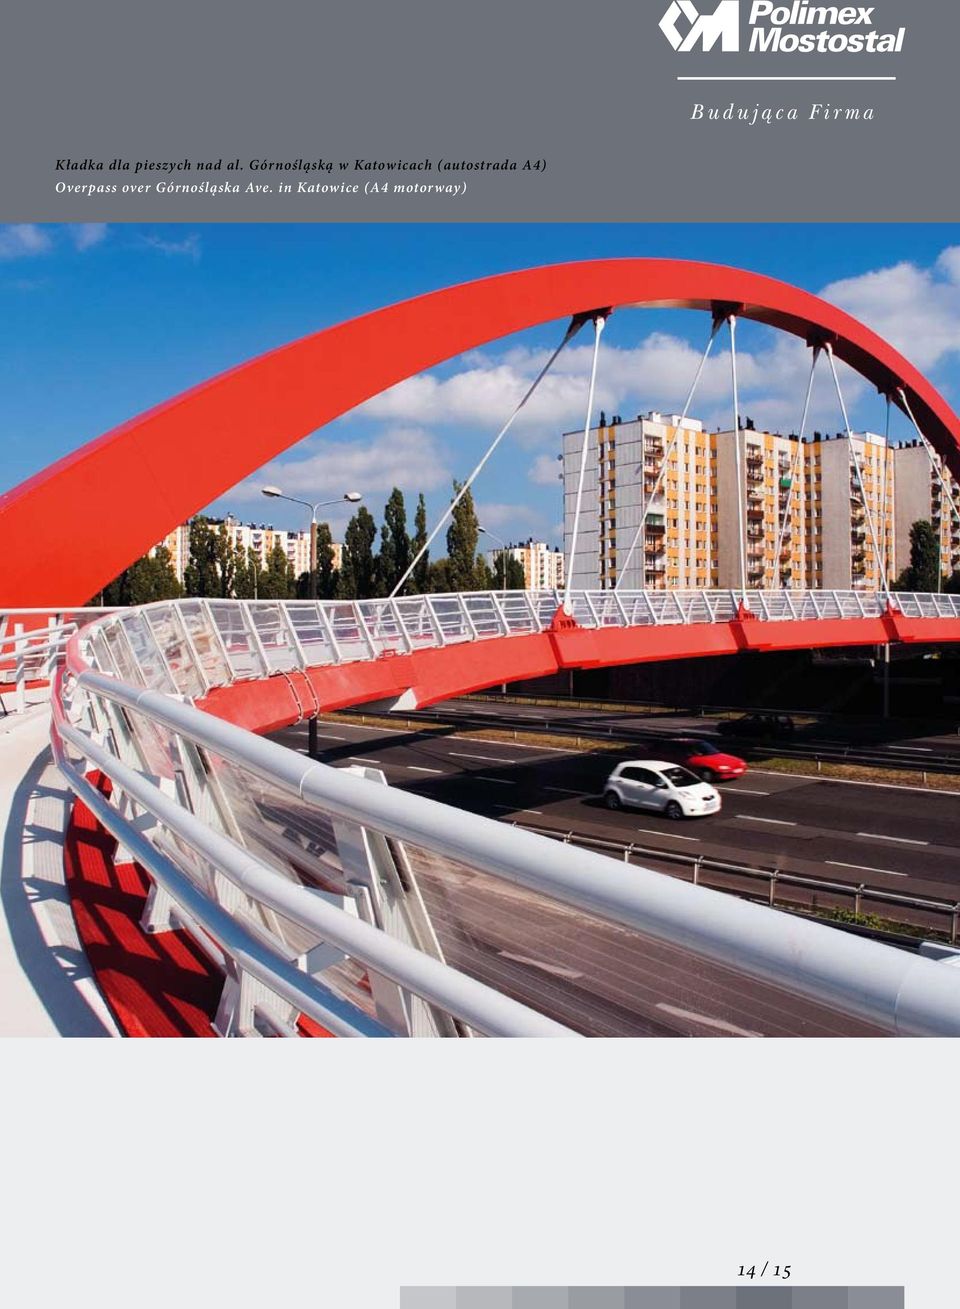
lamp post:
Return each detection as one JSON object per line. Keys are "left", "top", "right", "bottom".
{"left": 261, "top": 486, "right": 362, "bottom": 757}
{"left": 479, "top": 525, "right": 507, "bottom": 590}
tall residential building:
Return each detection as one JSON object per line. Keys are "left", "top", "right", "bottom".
{"left": 892, "top": 440, "right": 960, "bottom": 579}
{"left": 561, "top": 413, "right": 928, "bottom": 592}
{"left": 563, "top": 412, "right": 718, "bottom": 591}
{"left": 485, "top": 539, "right": 565, "bottom": 591}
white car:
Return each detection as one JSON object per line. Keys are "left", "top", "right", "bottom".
{"left": 603, "top": 760, "right": 721, "bottom": 820}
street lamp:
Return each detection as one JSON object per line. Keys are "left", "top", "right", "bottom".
{"left": 261, "top": 486, "right": 361, "bottom": 599}
{"left": 479, "top": 525, "right": 507, "bottom": 591}
{"left": 261, "top": 486, "right": 362, "bottom": 758}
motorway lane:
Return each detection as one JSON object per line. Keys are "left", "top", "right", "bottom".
{"left": 402, "top": 698, "right": 960, "bottom": 771}
{"left": 271, "top": 719, "right": 960, "bottom": 901}
{"left": 262, "top": 723, "right": 884, "bottom": 1036}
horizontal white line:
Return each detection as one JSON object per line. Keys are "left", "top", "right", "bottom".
{"left": 544, "top": 786, "right": 582, "bottom": 795}
{"left": 493, "top": 804, "right": 543, "bottom": 815}
{"left": 752, "top": 768, "right": 960, "bottom": 798}
{"left": 856, "top": 831, "right": 928, "bottom": 846}
{"left": 826, "top": 860, "right": 907, "bottom": 878}
{"left": 736, "top": 814, "right": 797, "bottom": 826}
{"left": 405, "top": 765, "right": 444, "bottom": 774}
{"left": 311, "top": 732, "right": 347, "bottom": 740}
{"left": 499, "top": 951, "right": 583, "bottom": 980}
{"left": 678, "top": 75, "right": 896, "bottom": 81}
{"left": 449, "top": 751, "right": 514, "bottom": 764}
{"left": 886, "top": 745, "right": 933, "bottom": 753}
{"left": 475, "top": 776, "right": 514, "bottom": 785}
{"left": 729, "top": 787, "right": 769, "bottom": 795}
{"left": 656, "top": 1003, "right": 763, "bottom": 1038}
{"left": 348, "top": 757, "right": 382, "bottom": 765}
{"left": 637, "top": 827, "right": 701, "bottom": 842}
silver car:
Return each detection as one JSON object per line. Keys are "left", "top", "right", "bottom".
{"left": 603, "top": 759, "right": 722, "bottom": 820}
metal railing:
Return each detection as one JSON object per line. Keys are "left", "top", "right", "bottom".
{"left": 37, "top": 589, "right": 960, "bottom": 704}
{"left": 0, "top": 609, "right": 115, "bottom": 714}
{"left": 38, "top": 592, "right": 960, "bottom": 1037}
{"left": 512, "top": 822, "right": 960, "bottom": 944}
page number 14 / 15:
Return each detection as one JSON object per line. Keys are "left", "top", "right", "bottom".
{"left": 738, "top": 1265, "right": 792, "bottom": 1280}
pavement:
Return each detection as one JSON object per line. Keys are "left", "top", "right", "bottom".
{"left": 271, "top": 716, "right": 960, "bottom": 901}
{"left": 0, "top": 708, "right": 117, "bottom": 1036}
{"left": 267, "top": 713, "right": 960, "bottom": 1035}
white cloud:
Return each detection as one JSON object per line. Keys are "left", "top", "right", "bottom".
{"left": 528, "top": 453, "right": 564, "bottom": 485}
{"left": 0, "top": 224, "right": 53, "bottom": 260}
{"left": 228, "top": 427, "right": 452, "bottom": 508}
{"left": 361, "top": 328, "right": 866, "bottom": 446}
{"left": 476, "top": 501, "right": 545, "bottom": 535}
{"left": 821, "top": 250, "right": 960, "bottom": 372}
{"left": 354, "top": 247, "right": 960, "bottom": 451}
{"left": 142, "top": 232, "right": 201, "bottom": 261}
{"left": 69, "top": 223, "right": 108, "bottom": 251}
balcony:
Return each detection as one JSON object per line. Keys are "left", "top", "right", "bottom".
{"left": 747, "top": 507, "right": 765, "bottom": 521}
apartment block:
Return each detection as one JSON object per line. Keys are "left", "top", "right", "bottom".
{"left": 561, "top": 413, "right": 927, "bottom": 592}
{"left": 153, "top": 516, "right": 339, "bottom": 585}
{"left": 563, "top": 412, "right": 717, "bottom": 591}
{"left": 485, "top": 539, "right": 565, "bottom": 590}
{"left": 892, "top": 440, "right": 960, "bottom": 579}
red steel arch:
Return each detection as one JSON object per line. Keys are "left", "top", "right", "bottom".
{"left": 3, "top": 257, "right": 960, "bottom": 606}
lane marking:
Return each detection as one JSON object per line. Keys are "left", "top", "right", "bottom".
{"left": 736, "top": 814, "right": 797, "bottom": 826}
{"left": 405, "top": 765, "right": 445, "bottom": 774}
{"left": 826, "top": 860, "right": 908, "bottom": 878}
{"left": 544, "top": 786, "right": 583, "bottom": 795}
{"left": 498, "top": 951, "right": 584, "bottom": 980}
{"left": 636, "top": 827, "right": 700, "bottom": 843}
{"left": 752, "top": 768, "right": 960, "bottom": 798}
{"left": 311, "top": 732, "right": 347, "bottom": 740}
{"left": 348, "top": 757, "right": 383, "bottom": 765}
{"left": 728, "top": 787, "right": 769, "bottom": 796}
{"left": 475, "top": 776, "right": 514, "bottom": 786}
{"left": 886, "top": 745, "right": 933, "bottom": 753}
{"left": 493, "top": 804, "right": 543, "bottom": 814}
{"left": 449, "top": 751, "right": 515, "bottom": 764}
{"left": 856, "top": 831, "right": 928, "bottom": 846}
{"left": 655, "top": 1004, "right": 763, "bottom": 1037}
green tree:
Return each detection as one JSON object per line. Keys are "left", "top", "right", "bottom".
{"left": 427, "top": 557, "right": 451, "bottom": 593}
{"left": 412, "top": 493, "right": 430, "bottom": 593}
{"left": 99, "top": 546, "right": 183, "bottom": 606}
{"left": 258, "top": 541, "right": 296, "bottom": 599}
{"left": 504, "top": 554, "right": 526, "bottom": 590}
{"left": 233, "top": 547, "right": 262, "bottom": 600}
{"left": 377, "top": 488, "right": 411, "bottom": 596}
{"left": 894, "top": 519, "right": 941, "bottom": 593}
{"left": 339, "top": 506, "right": 378, "bottom": 599}
{"left": 296, "top": 521, "right": 339, "bottom": 599}
{"left": 445, "top": 481, "right": 480, "bottom": 593}
{"left": 474, "top": 554, "right": 496, "bottom": 590}
{"left": 183, "top": 517, "right": 236, "bottom": 597}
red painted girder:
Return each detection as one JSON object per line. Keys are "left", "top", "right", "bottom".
{"left": 4, "top": 258, "right": 960, "bottom": 605}
{"left": 196, "top": 615, "right": 960, "bottom": 736}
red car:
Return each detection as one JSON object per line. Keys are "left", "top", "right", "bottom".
{"left": 659, "top": 737, "right": 748, "bottom": 782}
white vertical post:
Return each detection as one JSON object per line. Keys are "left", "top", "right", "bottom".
{"left": 728, "top": 316, "right": 747, "bottom": 596}
{"left": 564, "top": 315, "right": 605, "bottom": 612}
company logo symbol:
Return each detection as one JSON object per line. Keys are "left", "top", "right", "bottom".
{"left": 659, "top": 0, "right": 741, "bottom": 52}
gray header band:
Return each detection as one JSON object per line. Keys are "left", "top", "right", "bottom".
{"left": 0, "top": 1, "right": 954, "bottom": 220}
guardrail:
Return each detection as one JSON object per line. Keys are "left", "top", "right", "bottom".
{"left": 512, "top": 822, "right": 960, "bottom": 944}
{"left": 402, "top": 702, "right": 960, "bottom": 782}
{"left": 40, "top": 593, "right": 960, "bottom": 1037}
{"left": 0, "top": 609, "right": 115, "bottom": 714}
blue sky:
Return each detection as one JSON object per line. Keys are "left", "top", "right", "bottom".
{"left": 2, "top": 222, "right": 960, "bottom": 546}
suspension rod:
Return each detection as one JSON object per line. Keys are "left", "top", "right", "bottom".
{"left": 563, "top": 315, "right": 606, "bottom": 612}
{"left": 616, "top": 319, "right": 721, "bottom": 591}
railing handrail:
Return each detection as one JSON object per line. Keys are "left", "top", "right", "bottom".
{"left": 63, "top": 659, "right": 960, "bottom": 1035}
